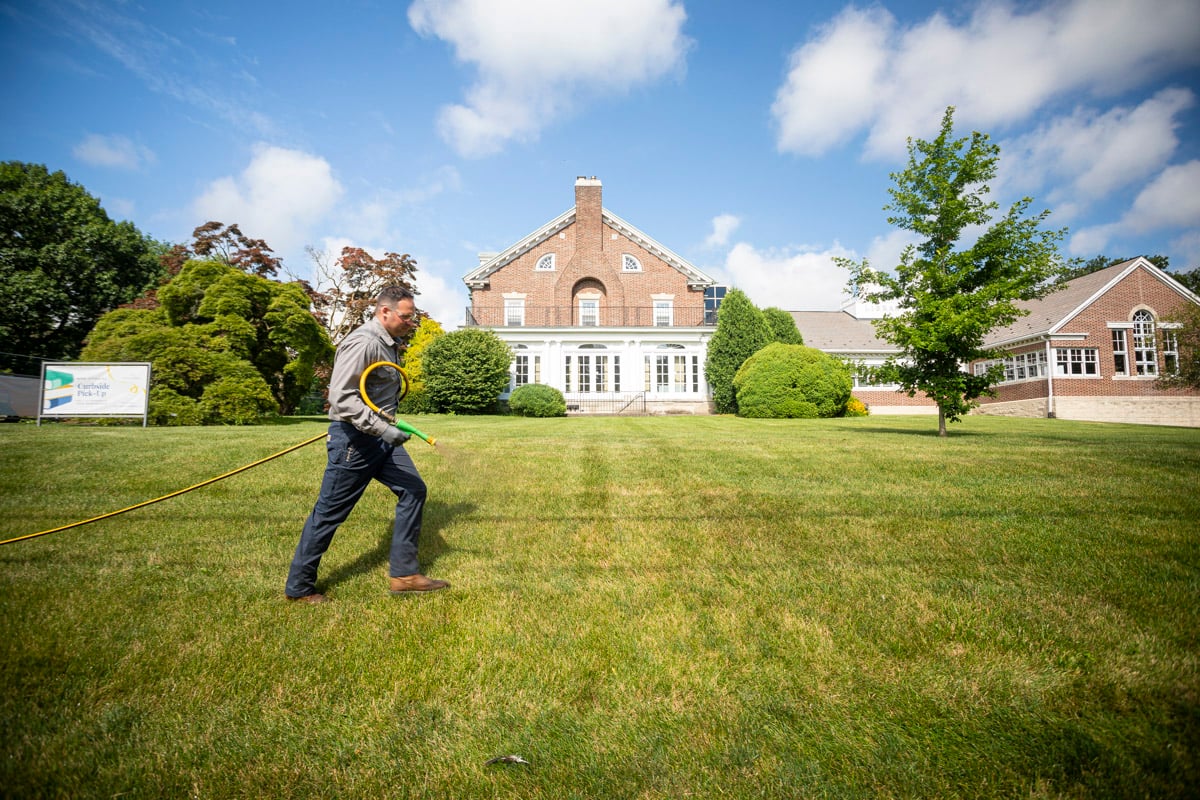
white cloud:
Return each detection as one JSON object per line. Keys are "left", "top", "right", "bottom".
{"left": 998, "top": 88, "right": 1194, "bottom": 205}
{"left": 1170, "top": 230, "right": 1200, "bottom": 270}
{"left": 408, "top": 0, "right": 690, "bottom": 157}
{"left": 1070, "top": 159, "right": 1200, "bottom": 255}
{"left": 704, "top": 213, "right": 741, "bottom": 248}
{"left": 73, "top": 133, "right": 154, "bottom": 170}
{"left": 1067, "top": 223, "right": 1118, "bottom": 257}
{"left": 409, "top": 263, "right": 466, "bottom": 330}
{"left": 192, "top": 144, "right": 343, "bottom": 261}
{"left": 772, "top": 6, "right": 894, "bottom": 156}
{"left": 1122, "top": 160, "right": 1200, "bottom": 233}
{"left": 717, "top": 242, "right": 855, "bottom": 311}
{"left": 864, "top": 229, "right": 922, "bottom": 273}
{"left": 772, "top": 0, "right": 1200, "bottom": 160}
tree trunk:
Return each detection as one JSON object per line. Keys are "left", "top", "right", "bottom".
{"left": 938, "top": 407, "right": 947, "bottom": 437}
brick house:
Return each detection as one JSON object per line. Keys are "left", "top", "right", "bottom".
{"left": 793, "top": 257, "right": 1200, "bottom": 426}
{"left": 463, "top": 177, "right": 723, "bottom": 414}
{"left": 970, "top": 257, "right": 1200, "bottom": 426}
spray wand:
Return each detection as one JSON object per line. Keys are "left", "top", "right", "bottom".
{"left": 359, "top": 360, "right": 437, "bottom": 446}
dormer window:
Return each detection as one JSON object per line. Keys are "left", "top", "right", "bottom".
{"left": 536, "top": 253, "right": 555, "bottom": 271}
{"left": 622, "top": 254, "right": 642, "bottom": 272}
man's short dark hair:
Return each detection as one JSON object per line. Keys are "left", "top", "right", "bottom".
{"left": 378, "top": 286, "right": 414, "bottom": 307}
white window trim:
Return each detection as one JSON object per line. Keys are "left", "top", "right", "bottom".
{"left": 1054, "top": 347, "right": 1100, "bottom": 377}
{"left": 503, "top": 293, "right": 526, "bottom": 327}
{"left": 535, "top": 253, "right": 556, "bottom": 271}
{"left": 652, "top": 294, "right": 674, "bottom": 327}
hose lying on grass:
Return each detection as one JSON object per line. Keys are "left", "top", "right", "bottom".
{"left": 0, "top": 432, "right": 329, "bottom": 546}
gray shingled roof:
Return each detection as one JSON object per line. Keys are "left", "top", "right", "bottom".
{"left": 789, "top": 311, "right": 894, "bottom": 352}
{"left": 982, "top": 258, "right": 1139, "bottom": 346}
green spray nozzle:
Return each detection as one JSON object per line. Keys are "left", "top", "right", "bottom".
{"left": 394, "top": 416, "right": 436, "bottom": 447}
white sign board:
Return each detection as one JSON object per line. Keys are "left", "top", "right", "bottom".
{"left": 38, "top": 362, "right": 152, "bottom": 425}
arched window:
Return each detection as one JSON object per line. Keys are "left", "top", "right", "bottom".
{"left": 1133, "top": 309, "right": 1157, "bottom": 376}
{"left": 536, "top": 253, "right": 555, "bottom": 271}
{"left": 622, "top": 254, "right": 642, "bottom": 272}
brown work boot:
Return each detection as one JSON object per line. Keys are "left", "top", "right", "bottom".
{"left": 286, "top": 592, "right": 329, "bottom": 605}
{"left": 389, "top": 574, "right": 449, "bottom": 594}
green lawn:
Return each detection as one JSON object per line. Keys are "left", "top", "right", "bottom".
{"left": 2, "top": 414, "right": 1197, "bottom": 798}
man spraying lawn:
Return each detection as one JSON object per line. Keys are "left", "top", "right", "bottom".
{"left": 285, "top": 286, "right": 449, "bottom": 603}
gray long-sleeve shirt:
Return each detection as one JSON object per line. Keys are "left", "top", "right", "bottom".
{"left": 326, "top": 316, "right": 403, "bottom": 438}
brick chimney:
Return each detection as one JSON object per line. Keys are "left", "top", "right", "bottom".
{"left": 574, "top": 176, "right": 603, "bottom": 254}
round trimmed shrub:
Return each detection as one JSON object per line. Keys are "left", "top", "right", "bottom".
{"left": 509, "top": 383, "right": 566, "bottom": 417}
{"left": 423, "top": 327, "right": 512, "bottom": 414}
{"left": 733, "top": 343, "right": 852, "bottom": 418}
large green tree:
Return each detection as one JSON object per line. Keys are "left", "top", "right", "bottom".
{"left": 0, "top": 162, "right": 162, "bottom": 373}
{"left": 1064, "top": 254, "right": 1169, "bottom": 281}
{"left": 838, "top": 107, "right": 1069, "bottom": 436}
{"left": 83, "top": 259, "right": 332, "bottom": 422}
{"left": 704, "top": 288, "right": 771, "bottom": 414}
{"left": 1171, "top": 267, "right": 1200, "bottom": 295}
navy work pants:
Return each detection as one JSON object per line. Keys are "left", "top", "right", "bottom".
{"left": 286, "top": 421, "right": 426, "bottom": 597}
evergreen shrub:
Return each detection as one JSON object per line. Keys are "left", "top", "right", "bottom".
{"left": 148, "top": 388, "right": 205, "bottom": 426}
{"left": 509, "top": 384, "right": 567, "bottom": 417}
{"left": 423, "top": 328, "right": 512, "bottom": 414}
{"left": 733, "top": 343, "right": 853, "bottom": 418}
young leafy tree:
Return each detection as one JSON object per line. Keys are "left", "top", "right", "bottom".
{"left": 763, "top": 307, "right": 805, "bottom": 345}
{"left": 838, "top": 107, "right": 1069, "bottom": 436}
{"left": 0, "top": 162, "right": 162, "bottom": 372}
{"left": 304, "top": 245, "right": 421, "bottom": 345}
{"left": 704, "top": 288, "right": 771, "bottom": 414}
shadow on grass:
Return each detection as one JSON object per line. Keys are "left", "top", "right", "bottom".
{"left": 321, "top": 500, "right": 475, "bottom": 589}
{"left": 849, "top": 425, "right": 994, "bottom": 438}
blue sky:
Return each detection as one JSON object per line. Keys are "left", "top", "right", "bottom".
{"left": 3, "top": 0, "right": 1199, "bottom": 328}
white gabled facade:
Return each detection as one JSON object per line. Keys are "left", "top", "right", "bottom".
{"left": 464, "top": 177, "right": 722, "bottom": 414}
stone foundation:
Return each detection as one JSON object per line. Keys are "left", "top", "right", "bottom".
{"left": 973, "top": 396, "right": 1200, "bottom": 427}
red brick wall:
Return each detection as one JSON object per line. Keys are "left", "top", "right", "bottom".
{"left": 854, "top": 388, "right": 935, "bottom": 407}
{"left": 979, "top": 344, "right": 1049, "bottom": 404}
{"left": 1051, "top": 268, "right": 1196, "bottom": 398}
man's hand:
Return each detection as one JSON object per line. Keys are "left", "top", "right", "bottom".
{"left": 381, "top": 426, "right": 410, "bottom": 446}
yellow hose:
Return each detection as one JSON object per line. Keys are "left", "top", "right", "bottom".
{"left": 359, "top": 361, "right": 436, "bottom": 446}
{"left": 0, "top": 432, "right": 328, "bottom": 547}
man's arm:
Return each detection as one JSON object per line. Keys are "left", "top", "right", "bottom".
{"left": 326, "top": 333, "right": 399, "bottom": 439}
